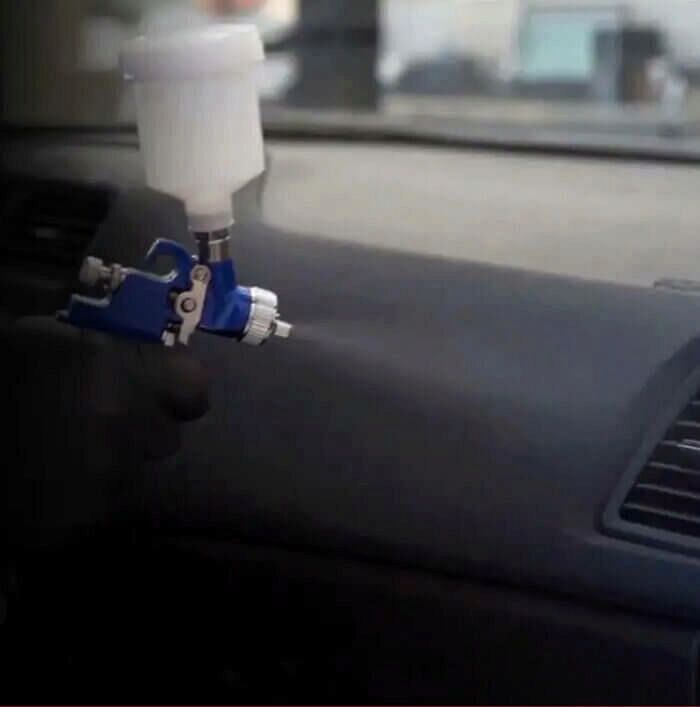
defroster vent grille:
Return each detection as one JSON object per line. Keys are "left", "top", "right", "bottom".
{"left": 621, "top": 396, "right": 700, "bottom": 538}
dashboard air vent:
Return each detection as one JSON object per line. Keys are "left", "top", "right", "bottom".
{"left": 0, "top": 177, "right": 113, "bottom": 267}
{"left": 620, "top": 395, "right": 700, "bottom": 538}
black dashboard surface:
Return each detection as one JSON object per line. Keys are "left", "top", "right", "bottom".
{"left": 5, "top": 136, "right": 700, "bottom": 627}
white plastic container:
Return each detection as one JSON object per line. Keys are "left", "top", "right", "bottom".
{"left": 121, "top": 25, "right": 265, "bottom": 232}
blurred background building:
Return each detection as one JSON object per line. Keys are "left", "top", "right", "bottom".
{"left": 3, "top": 0, "right": 700, "bottom": 134}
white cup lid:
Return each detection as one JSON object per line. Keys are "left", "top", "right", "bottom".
{"left": 121, "top": 24, "right": 264, "bottom": 82}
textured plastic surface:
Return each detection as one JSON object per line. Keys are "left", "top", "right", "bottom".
{"left": 79, "top": 187, "right": 700, "bottom": 623}
{"left": 121, "top": 26, "right": 265, "bottom": 230}
{"left": 13, "top": 144, "right": 700, "bottom": 630}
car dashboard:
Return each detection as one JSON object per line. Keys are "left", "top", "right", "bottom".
{"left": 2, "top": 131, "right": 700, "bottom": 703}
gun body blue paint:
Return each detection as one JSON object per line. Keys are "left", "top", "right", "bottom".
{"left": 61, "top": 239, "right": 252, "bottom": 343}
{"left": 199, "top": 259, "right": 252, "bottom": 339}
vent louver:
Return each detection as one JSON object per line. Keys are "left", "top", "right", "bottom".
{"left": 0, "top": 177, "right": 113, "bottom": 267}
{"left": 621, "top": 397, "right": 700, "bottom": 538}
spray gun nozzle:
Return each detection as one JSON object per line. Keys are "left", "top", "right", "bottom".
{"left": 273, "top": 320, "right": 293, "bottom": 339}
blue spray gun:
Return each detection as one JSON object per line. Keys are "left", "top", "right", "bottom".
{"left": 61, "top": 26, "right": 291, "bottom": 347}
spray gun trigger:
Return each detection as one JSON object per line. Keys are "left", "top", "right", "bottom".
{"left": 174, "top": 264, "right": 210, "bottom": 345}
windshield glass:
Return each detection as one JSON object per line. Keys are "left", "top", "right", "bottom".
{"left": 3, "top": 0, "right": 700, "bottom": 147}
